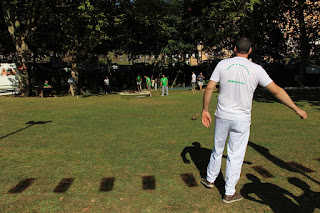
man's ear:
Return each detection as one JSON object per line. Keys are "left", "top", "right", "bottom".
{"left": 248, "top": 47, "right": 252, "bottom": 55}
{"left": 234, "top": 46, "right": 237, "bottom": 53}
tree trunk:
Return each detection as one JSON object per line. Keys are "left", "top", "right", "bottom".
{"left": 2, "top": 4, "right": 31, "bottom": 96}
{"left": 10, "top": 35, "right": 30, "bottom": 95}
{"left": 1, "top": 0, "right": 46, "bottom": 96}
{"left": 15, "top": 37, "right": 30, "bottom": 96}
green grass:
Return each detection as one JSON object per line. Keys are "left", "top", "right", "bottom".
{"left": 0, "top": 89, "right": 319, "bottom": 212}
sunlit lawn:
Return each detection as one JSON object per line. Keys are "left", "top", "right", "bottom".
{"left": 0, "top": 89, "right": 319, "bottom": 212}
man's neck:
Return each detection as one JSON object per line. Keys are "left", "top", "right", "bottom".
{"left": 235, "top": 53, "right": 249, "bottom": 59}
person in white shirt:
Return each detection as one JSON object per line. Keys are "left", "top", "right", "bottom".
{"left": 201, "top": 37, "right": 307, "bottom": 203}
{"left": 191, "top": 72, "right": 197, "bottom": 93}
{"left": 104, "top": 76, "right": 110, "bottom": 94}
{"left": 67, "top": 76, "right": 76, "bottom": 96}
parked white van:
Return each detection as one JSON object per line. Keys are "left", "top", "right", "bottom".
{"left": 0, "top": 63, "right": 20, "bottom": 96}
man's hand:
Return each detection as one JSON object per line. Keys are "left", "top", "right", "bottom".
{"left": 202, "top": 111, "right": 212, "bottom": 128}
{"left": 295, "top": 108, "right": 307, "bottom": 119}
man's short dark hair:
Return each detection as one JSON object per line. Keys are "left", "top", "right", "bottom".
{"left": 235, "top": 37, "right": 251, "bottom": 54}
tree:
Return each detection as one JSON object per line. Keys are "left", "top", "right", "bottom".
{"left": 235, "top": 1, "right": 288, "bottom": 62}
{"left": 0, "top": 8, "right": 15, "bottom": 56}
{"left": 201, "top": 0, "right": 263, "bottom": 57}
{"left": 280, "top": 0, "right": 320, "bottom": 86}
{"left": 162, "top": 0, "right": 194, "bottom": 59}
{"left": 1, "top": 0, "right": 48, "bottom": 95}
{"left": 113, "top": 0, "right": 168, "bottom": 63}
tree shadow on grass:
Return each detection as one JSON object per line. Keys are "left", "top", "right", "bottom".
{"left": 248, "top": 141, "right": 320, "bottom": 185}
{"left": 241, "top": 173, "right": 299, "bottom": 213}
{"left": 0, "top": 121, "right": 52, "bottom": 140}
{"left": 253, "top": 88, "right": 320, "bottom": 108}
{"left": 180, "top": 142, "right": 252, "bottom": 197}
{"left": 53, "top": 178, "right": 74, "bottom": 193}
{"left": 8, "top": 178, "right": 36, "bottom": 193}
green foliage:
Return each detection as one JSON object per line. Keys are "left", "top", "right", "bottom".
{"left": 114, "top": 0, "right": 169, "bottom": 59}
{"left": 201, "top": 0, "right": 259, "bottom": 51}
{"left": 1, "top": 0, "right": 49, "bottom": 59}
{"left": 0, "top": 0, "right": 318, "bottom": 75}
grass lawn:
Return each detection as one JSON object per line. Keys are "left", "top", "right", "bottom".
{"left": 0, "top": 89, "right": 319, "bottom": 212}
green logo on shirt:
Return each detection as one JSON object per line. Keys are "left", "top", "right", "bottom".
{"left": 227, "top": 63, "right": 250, "bottom": 74}
{"left": 228, "top": 80, "right": 245, "bottom": 85}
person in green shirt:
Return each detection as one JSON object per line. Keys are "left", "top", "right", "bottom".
{"left": 41, "top": 80, "right": 55, "bottom": 97}
{"left": 43, "top": 80, "right": 51, "bottom": 88}
{"left": 144, "top": 75, "right": 152, "bottom": 97}
{"left": 160, "top": 74, "right": 169, "bottom": 96}
{"left": 136, "top": 74, "right": 142, "bottom": 91}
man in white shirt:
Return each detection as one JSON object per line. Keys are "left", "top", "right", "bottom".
{"left": 191, "top": 72, "right": 197, "bottom": 93}
{"left": 104, "top": 76, "right": 110, "bottom": 94}
{"left": 201, "top": 37, "right": 307, "bottom": 203}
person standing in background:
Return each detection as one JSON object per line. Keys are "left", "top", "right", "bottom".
{"left": 104, "top": 76, "right": 110, "bottom": 94}
{"left": 191, "top": 72, "right": 197, "bottom": 93}
{"left": 137, "top": 74, "right": 142, "bottom": 92}
{"left": 197, "top": 72, "right": 205, "bottom": 90}
{"left": 160, "top": 74, "right": 169, "bottom": 96}
{"left": 67, "top": 76, "right": 76, "bottom": 96}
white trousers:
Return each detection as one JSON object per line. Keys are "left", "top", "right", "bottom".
{"left": 162, "top": 86, "right": 168, "bottom": 95}
{"left": 206, "top": 117, "right": 251, "bottom": 195}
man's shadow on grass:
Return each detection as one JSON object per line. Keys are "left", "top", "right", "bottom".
{"left": 241, "top": 173, "right": 299, "bottom": 213}
{"left": 248, "top": 141, "right": 320, "bottom": 185}
{"left": 0, "top": 121, "right": 52, "bottom": 140}
{"left": 241, "top": 174, "right": 320, "bottom": 213}
{"left": 180, "top": 142, "right": 251, "bottom": 197}
{"left": 181, "top": 142, "right": 211, "bottom": 179}
{"left": 288, "top": 177, "right": 320, "bottom": 212}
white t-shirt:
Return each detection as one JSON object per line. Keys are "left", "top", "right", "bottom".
{"left": 210, "top": 57, "right": 273, "bottom": 121}
{"left": 104, "top": 78, "right": 109, "bottom": 86}
{"left": 191, "top": 74, "right": 197, "bottom": 82}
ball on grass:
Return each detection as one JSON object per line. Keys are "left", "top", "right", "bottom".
{"left": 191, "top": 115, "right": 197, "bottom": 120}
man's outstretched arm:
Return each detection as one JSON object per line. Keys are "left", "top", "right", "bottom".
{"left": 202, "top": 80, "right": 218, "bottom": 128}
{"left": 265, "top": 82, "right": 307, "bottom": 119}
